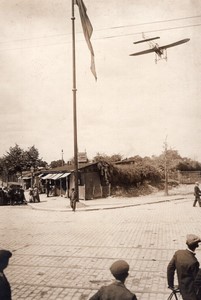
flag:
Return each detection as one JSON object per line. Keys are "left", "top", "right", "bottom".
{"left": 74, "top": 0, "right": 97, "bottom": 80}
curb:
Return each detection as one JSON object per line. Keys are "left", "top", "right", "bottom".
{"left": 27, "top": 196, "right": 188, "bottom": 212}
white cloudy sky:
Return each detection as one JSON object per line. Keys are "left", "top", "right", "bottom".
{"left": 0, "top": 0, "right": 200, "bottom": 163}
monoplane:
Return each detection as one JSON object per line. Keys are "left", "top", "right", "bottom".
{"left": 130, "top": 34, "right": 190, "bottom": 63}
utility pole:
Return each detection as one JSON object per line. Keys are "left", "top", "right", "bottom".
{"left": 71, "top": 0, "right": 79, "bottom": 210}
{"left": 164, "top": 137, "right": 168, "bottom": 196}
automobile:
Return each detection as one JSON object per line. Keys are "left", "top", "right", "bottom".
{"left": 0, "top": 182, "right": 27, "bottom": 205}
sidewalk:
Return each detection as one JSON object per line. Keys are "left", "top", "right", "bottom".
{"left": 26, "top": 184, "right": 194, "bottom": 212}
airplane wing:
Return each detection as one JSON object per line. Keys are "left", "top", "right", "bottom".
{"left": 134, "top": 37, "right": 160, "bottom": 44}
{"left": 159, "top": 38, "right": 190, "bottom": 50}
{"left": 129, "top": 48, "right": 156, "bottom": 56}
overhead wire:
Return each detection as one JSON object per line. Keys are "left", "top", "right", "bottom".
{"left": 101, "top": 23, "right": 201, "bottom": 40}
{"left": 0, "top": 17, "right": 200, "bottom": 52}
{"left": 102, "top": 15, "right": 201, "bottom": 30}
{"left": 0, "top": 14, "right": 200, "bottom": 44}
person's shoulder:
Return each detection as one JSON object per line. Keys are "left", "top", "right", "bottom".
{"left": 124, "top": 285, "right": 137, "bottom": 297}
{"left": 115, "top": 282, "right": 137, "bottom": 297}
{"left": 175, "top": 249, "right": 196, "bottom": 258}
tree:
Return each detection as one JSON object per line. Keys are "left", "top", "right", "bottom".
{"left": 23, "top": 146, "right": 46, "bottom": 169}
{"left": 50, "top": 160, "right": 65, "bottom": 169}
{"left": 93, "top": 153, "right": 123, "bottom": 163}
{"left": 0, "top": 144, "right": 47, "bottom": 178}
{"left": 3, "top": 144, "right": 25, "bottom": 174}
{"left": 177, "top": 158, "right": 201, "bottom": 171}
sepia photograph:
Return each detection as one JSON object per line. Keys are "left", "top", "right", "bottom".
{"left": 0, "top": 0, "right": 201, "bottom": 299}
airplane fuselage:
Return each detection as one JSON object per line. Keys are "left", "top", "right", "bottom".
{"left": 153, "top": 44, "right": 163, "bottom": 57}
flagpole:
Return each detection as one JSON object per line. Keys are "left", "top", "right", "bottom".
{"left": 71, "top": 0, "right": 79, "bottom": 208}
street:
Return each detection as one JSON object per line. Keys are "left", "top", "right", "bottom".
{"left": 0, "top": 192, "right": 200, "bottom": 299}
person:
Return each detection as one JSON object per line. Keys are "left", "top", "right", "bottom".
{"left": 193, "top": 182, "right": 201, "bottom": 207}
{"left": 33, "top": 186, "right": 40, "bottom": 203}
{"left": 19, "top": 187, "right": 27, "bottom": 204}
{"left": 46, "top": 181, "right": 50, "bottom": 197}
{"left": 89, "top": 260, "right": 138, "bottom": 300}
{"left": 2, "top": 187, "right": 9, "bottom": 205}
{"left": 69, "top": 188, "right": 76, "bottom": 211}
{"left": 28, "top": 187, "right": 34, "bottom": 203}
{"left": 167, "top": 234, "right": 201, "bottom": 300}
{"left": 0, "top": 249, "right": 12, "bottom": 300}
{"left": 8, "top": 187, "right": 15, "bottom": 205}
{"left": 0, "top": 187, "right": 5, "bottom": 205}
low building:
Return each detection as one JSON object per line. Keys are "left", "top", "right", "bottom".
{"left": 38, "top": 161, "right": 111, "bottom": 200}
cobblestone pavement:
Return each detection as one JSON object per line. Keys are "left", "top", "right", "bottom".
{"left": 0, "top": 185, "right": 200, "bottom": 300}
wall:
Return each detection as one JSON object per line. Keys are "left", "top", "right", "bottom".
{"left": 178, "top": 171, "right": 201, "bottom": 184}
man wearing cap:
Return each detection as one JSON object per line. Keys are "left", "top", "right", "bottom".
{"left": 167, "top": 234, "right": 201, "bottom": 300}
{"left": 0, "top": 249, "right": 12, "bottom": 300}
{"left": 89, "top": 260, "right": 137, "bottom": 300}
{"left": 193, "top": 182, "right": 201, "bottom": 207}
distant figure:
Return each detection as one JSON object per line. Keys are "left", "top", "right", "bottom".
{"left": 0, "top": 188, "right": 4, "bottom": 205}
{"left": 193, "top": 182, "right": 201, "bottom": 207}
{"left": 28, "top": 188, "right": 34, "bottom": 203}
{"left": 17, "top": 187, "right": 27, "bottom": 204}
{"left": 89, "top": 260, "right": 138, "bottom": 300}
{"left": 46, "top": 181, "right": 50, "bottom": 197}
{"left": 69, "top": 188, "right": 77, "bottom": 211}
{"left": 8, "top": 187, "right": 15, "bottom": 205}
{"left": 0, "top": 249, "right": 12, "bottom": 300}
{"left": 20, "top": 187, "right": 27, "bottom": 204}
{"left": 167, "top": 234, "right": 201, "bottom": 300}
{"left": 2, "top": 187, "right": 9, "bottom": 205}
{"left": 33, "top": 186, "right": 40, "bottom": 203}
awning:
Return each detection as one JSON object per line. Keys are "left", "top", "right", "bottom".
{"left": 22, "top": 176, "right": 31, "bottom": 180}
{"left": 42, "top": 173, "right": 56, "bottom": 180}
{"left": 38, "top": 174, "right": 44, "bottom": 178}
{"left": 51, "top": 173, "right": 64, "bottom": 180}
{"left": 59, "top": 172, "right": 71, "bottom": 179}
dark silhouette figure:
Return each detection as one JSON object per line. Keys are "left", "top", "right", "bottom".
{"left": 167, "top": 234, "right": 201, "bottom": 300}
{"left": 46, "top": 181, "right": 50, "bottom": 197}
{"left": 69, "top": 188, "right": 77, "bottom": 211}
{"left": 89, "top": 260, "right": 137, "bottom": 300}
{"left": 193, "top": 182, "right": 201, "bottom": 207}
{"left": 0, "top": 249, "right": 12, "bottom": 300}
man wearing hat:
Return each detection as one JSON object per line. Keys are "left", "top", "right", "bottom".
{"left": 89, "top": 259, "right": 137, "bottom": 300}
{"left": 193, "top": 182, "right": 201, "bottom": 207}
{"left": 167, "top": 234, "right": 201, "bottom": 300}
{"left": 0, "top": 249, "right": 12, "bottom": 300}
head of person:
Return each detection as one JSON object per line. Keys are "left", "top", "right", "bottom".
{"left": 110, "top": 260, "right": 129, "bottom": 282}
{"left": 0, "top": 250, "right": 12, "bottom": 271}
{"left": 186, "top": 234, "right": 201, "bottom": 251}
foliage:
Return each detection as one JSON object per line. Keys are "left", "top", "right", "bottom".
{"left": 50, "top": 160, "right": 65, "bottom": 168}
{"left": 94, "top": 148, "right": 201, "bottom": 188}
{"left": 93, "top": 152, "right": 123, "bottom": 163}
{"left": 176, "top": 158, "right": 201, "bottom": 171}
{"left": 110, "top": 162, "right": 162, "bottom": 187}
{"left": 0, "top": 144, "right": 47, "bottom": 176}
{"left": 152, "top": 149, "right": 201, "bottom": 172}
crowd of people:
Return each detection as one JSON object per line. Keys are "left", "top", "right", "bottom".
{"left": 0, "top": 186, "right": 27, "bottom": 205}
{"left": 28, "top": 186, "right": 40, "bottom": 203}
{"left": 0, "top": 184, "right": 42, "bottom": 205}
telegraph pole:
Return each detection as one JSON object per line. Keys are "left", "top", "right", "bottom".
{"left": 71, "top": 0, "right": 79, "bottom": 209}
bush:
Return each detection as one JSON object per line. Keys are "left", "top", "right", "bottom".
{"left": 110, "top": 163, "right": 162, "bottom": 187}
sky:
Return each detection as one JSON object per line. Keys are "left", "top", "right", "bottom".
{"left": 0, "top": 0, "right": 201, "bottom": 164}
